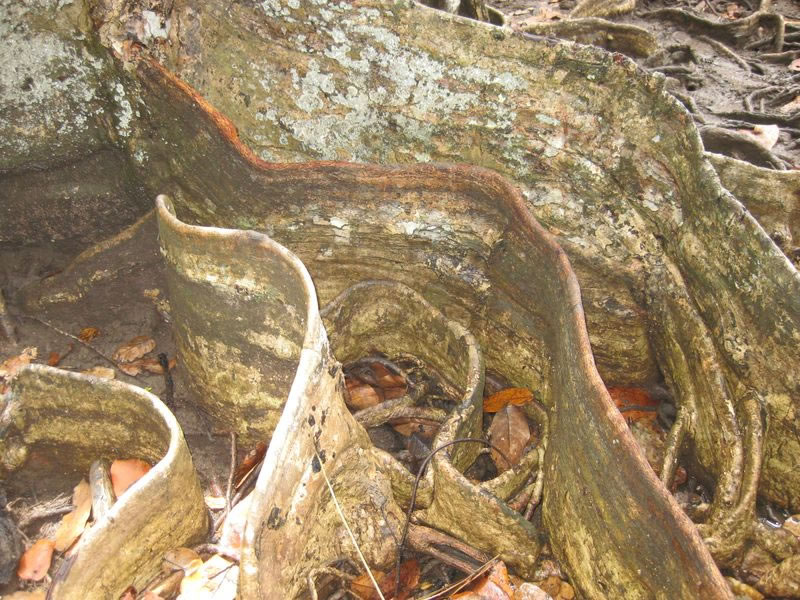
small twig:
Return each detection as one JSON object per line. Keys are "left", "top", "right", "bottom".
{"left": 394, "top": 438, "right": 509, "bottom": 598}
{"left": 192, "top": 542, "right": 240, "bottom": 563}
{"left": 20, "top": 314, "right": 127, "bottom": 377}
{"left": 314, "top": 447, "right": 385, "bottom": 600}
{"left": 698, "top": 35, "right": 751, "bottom": 71}
{"left": 225, "top": 432, "right": 237, "bottom": 525}
{"left": 418, "top": 556, "right": 500, "bottom": 600}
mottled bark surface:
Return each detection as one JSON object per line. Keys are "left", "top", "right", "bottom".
{"left": 2, "top": 0, "right": 800, "bottom": 597}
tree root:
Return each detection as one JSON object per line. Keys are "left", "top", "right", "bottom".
{"left": 699, "top": 126, "right": 789, "bottom": 170}
{"left": 520, "top": 18, "right": 657, "bottom": 58}
{"left": 570, "top": 0, "right": 636, "bottom": 19}
{"left": 642, "top": 8, "right": 785, "bottom": 52}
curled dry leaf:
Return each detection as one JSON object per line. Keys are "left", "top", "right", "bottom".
{"left": 484, "top": 387, "right": 533, "bottom": 413}
{"left": 391, "top": 417, "right": 440, "bottom": 439}
{"left": 110, "top": 458, "right": 152, "bottom": 497}
{"left": 17, "top": 539, "right": 55, "bottom": 581}
{"left": 118, "top": 357, "right": 176, "bottom": 377}
{"left": 345, "top": 378, "right": 382, "bottom": 410}
{"left": 351, "top": 559, "right": 420, "bottom": 600}
{"left": 234, "top": 441, "right": 267, "bottom": 486}
{"left": 55, "top": 479, "right": 92, "bottom": 552}
{"left": 81, "top": 366, "right": 115, "bottom": 379}
{"left": 488, "top": 405, "right": 531, "bottom": 473}
{"left": 454, "top": 560, "right": 514, "bottom": 599}
{"left": 0, "top": 347, "right": 37, "bottom": 378}
{"left": 790, "top": 58, "right": 800, "bottom": 72}
{"left": 112, "top": 335, "right": 156, "bottom": 363}
{"left": 163, "top": 547, "right": 203, "bottom": 573}
{"left": 78, "top": 327, "right": 100, "bottom": 342}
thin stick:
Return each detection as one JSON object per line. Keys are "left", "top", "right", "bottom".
{"left": 418, "top": 556, "right": 500, "bottom": 600}
{"left": 698, "top": 35, "right": 751, "bottom": 71}
{"left": 20, "top": 314, "right": 127, "bottom": 377}
{"left": 225, "top": 432, "right": 237, "bottom": 524}
{"left": 314, "top": 448, "right": 385, "bottom": 600}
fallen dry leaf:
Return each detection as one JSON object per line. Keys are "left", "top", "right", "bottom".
{"left": 81, "top": 366, "right": 115, "bottom": 379}
{"left": 724, "top": 3, "right": 743, "bottom": 18}
{"left": 110, "top": 458, "right": 152, "bottom": 497}
{"left": 791, "top": 58, "right": 800, "bottom": 72}
{"left": 390, "top": 417, "right": 440, "bottom": 439}
{"left": 488, "top": 405, "right": 531, "bottom": 472}
{"left": 112, "top": 335, "right": 156, "bottom": 363}
{"left": 608, "top": 386, "right": 659, "bottom": 423}
{"left": 350, "top": 570, "right": 386, "bottom": 600}
{"left": 17, "top": 539, "right": 55, "bottom": 581}
{"left": 370, "top": 362, "right": 406, "bottom": 399}
{"left": 47, "top": 351, "right": 61, "bottom": 366}
{"left": 345, "top": 379, "right": 382, "bottom": 410}
{"left": 454, "top": 560, "right": 514, "bottom": 599}
{"left": 54, "top": 479, "right": 92, "bottom": 551}
{"left": 234, "top": 441, "right": 267, "bottom": 486}
{"left": 164, "top": 547, "right": 203, "bottom": 573}
{"left": 0, "top": 347, "right": 37, "bottom": 378}
{"left": 484, "top": 387, "right": 533, "bottom": 412}
{"left": 118, "top": 586, "right": 137, "bottom": 600}
{"left": 351, "top": 559, "right": 420, "bottom": 600}
{"left": 515, "top": 583, "right": 553, "bottom": 600}
{"left": 78, "top": 327, "right": 100, "bottom": 342}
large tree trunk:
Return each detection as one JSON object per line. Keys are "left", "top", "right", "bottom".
{"left": 2, "top": 0, "right": 799, "bottom": 597}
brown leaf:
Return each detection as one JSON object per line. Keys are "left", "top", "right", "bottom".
{"left": 118, "top": 586, "right": 137, "bottom": 600}
{"left": 78, "top": 327, "right": 100, "bottom": 342}
{"left": 163, "top": 547, "right": 202, "bottom": 573}
{"left": 234, "top": 441, "right": 267, "bottom": 486}
{"left": 350, "top": 570, "right": 387, "bottom": 600}
{"left": 370, "top": 362, "right": 406, "bottom": 398}
{"left": 454, "top": 561, "right": 513, "bottom": 599}
{"left": 390, "top": 417, "right": 440, "bottom": 439}
{"left": 0, "top": 347, "right": 37, "bottom": 378}
{"left": 112, "top": 335, "right": 156, "bottom": 363}
{"left": 484, "top": 387, "right": 533, "bottom": 412}
{"left": 488, "top": 405, "right": 531, "bottom": 472}
{"left": 608, "top": 386, "right": 659, "bottom": 423}
{"left": 345, "top": 379, "right": 382, "bottom": 410}
{"left": 54, "top": 479, "right": 92, "bottom": 551}
{"left": 81, "top": 366, "right": 115, "bottom": 379}
{"left": 117, "top": 362, "right": 142, "bottom": 376}
{"left": 17, "top": 539, "right": 55, "bottom": 581}
{"left": 110, "top": 458, "right": 152, "bottom": 497}
{"left": 47, "top": 351, "right": 62, "bottom": 366}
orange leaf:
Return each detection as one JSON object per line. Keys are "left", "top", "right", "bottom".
{"left": 390, "top": 417, "right": 440, "bottom": 439}
{"left": 47, "top": 351, "right": 61, "bottom": 366}
{"left": 110, "top": 458, "right": 152, "bottom": 497}
{"left": 454, "top": 560, "right": 514, "bottom": 599}
{"left": 350, "top": 570, "right": 387, "bottom": 600}
{"left": 54, "top": 479, "right": 92, "bottom": 551}
{"left": 484, "top": 387, "right": 533, "bottom": 413}
{"left": 345, "top": 379, "right": 382, "bottom": 410}
{"left": 488, "top": 405, "right": 531, "bottom": 472}
{"left": 78, "top": 327, "right": 100, "bottom": 342}
{"left": 17, "top": 539, "right": 55, "bottom": 581}
{"left": 112, "top": 335, "right": 156, "bottom": 363}
{"left": 234, "top": 441, "right": 267, "bottom": 486}
{"left": 607, "top": 387, "right": 657, "bottom": 409}
{"left": 118, "top": 586, "right": 137, "bottom": 600}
